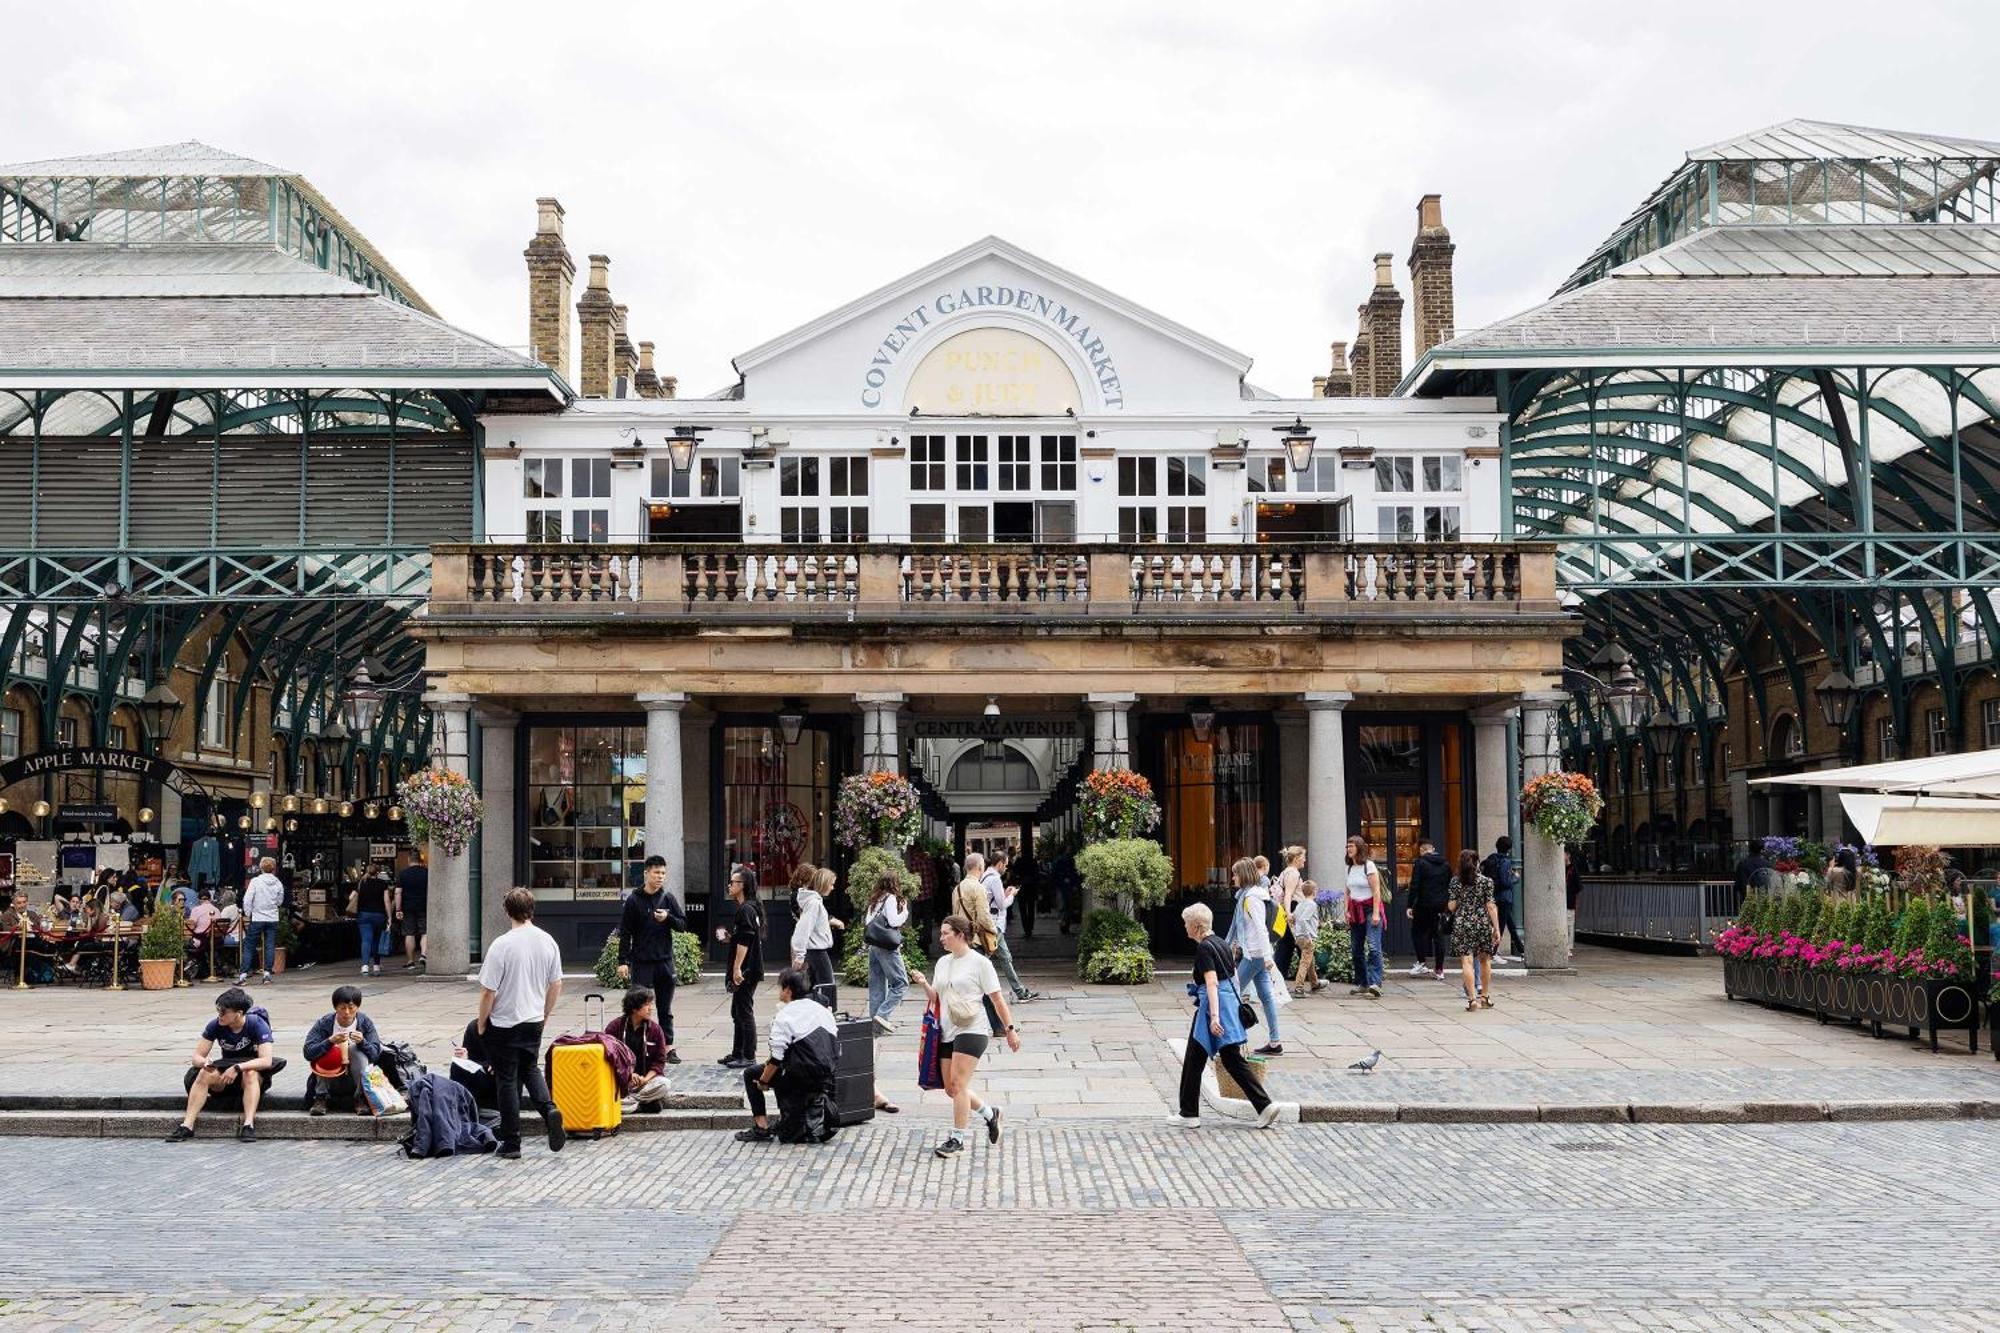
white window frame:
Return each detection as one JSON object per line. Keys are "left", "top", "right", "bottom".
{"left": 1983, "top": 697, "right": 2000, "bottom": 749}
{"left": 202, "top": 677, "right": 230, "bottom": 750}
{"left": 0, "top": 707, "right": 19, "bottom": 761}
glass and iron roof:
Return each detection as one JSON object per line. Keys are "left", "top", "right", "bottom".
{"left": 1555, "top": 119, "right": 2000, "bottom": 294}
{"left": 0, "top": 139, "right": 435, "bottom": 314}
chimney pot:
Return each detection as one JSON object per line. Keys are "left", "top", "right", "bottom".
{"left": 1409, "top": 192, "right": 1457, "bottom": 358}
{"left": 587, "top": 254, "right": 611, "bottom": 290}
{"left": 638, "top": 341, "right": 656, "bottom": 372}
{"left": 1373, "top": 253, "right": 1395, "bottom": 289}
{"left": 535, "top": 196, "right": 565, "bottom": 237}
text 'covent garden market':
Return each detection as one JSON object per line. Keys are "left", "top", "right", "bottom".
{"left": 6, "top": 121, "right": 2000, "bottom": 971}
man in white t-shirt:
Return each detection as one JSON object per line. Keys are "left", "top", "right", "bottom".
{"left": 476, "top": 888, "right": 568, "bottom": 1159}
{"left": 982, "top": 848, "right": 1039, "bottom": 1004}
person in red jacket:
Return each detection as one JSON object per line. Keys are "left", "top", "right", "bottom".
{"left": 605, "top": 987, "right": 671, "bottom": 1115}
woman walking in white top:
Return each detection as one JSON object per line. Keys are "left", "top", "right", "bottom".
{"left": 1344, "top": 836, "right": 1387, "bottom": 997}
{"left": 1230, "top": 857, "right": 1284, "bottom": 1056}
{"left": 911, "top": 914, "right": 1020, "bottom": 1159}
{"left": 863, "top": 868, "right": 910, "bottom": 1030}
{"left": 789, "top": 865, "right": 844, "bottom": 1010}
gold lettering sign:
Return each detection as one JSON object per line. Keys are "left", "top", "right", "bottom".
{"left": 903, "top": 327, "right": 1081, "bottom": 417}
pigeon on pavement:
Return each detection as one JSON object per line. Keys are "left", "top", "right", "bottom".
{"left": 1348, "top": 1050, "right": 1381, "bottom": 1073}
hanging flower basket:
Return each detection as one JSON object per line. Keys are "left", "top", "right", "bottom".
{"left": 398, "top": 768, "right": 483, "bottom": 857}
{"left": 1520, "top": 770, "right": 1602, "bottom": 846}
{"left": 835, "top": 771, "right": 923, "bottom": 852}
{"left": 1080, "top": 769, "right": 1161, "bottom": 842}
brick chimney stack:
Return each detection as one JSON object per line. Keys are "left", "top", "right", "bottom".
{"left": 1408, "top": 194, "right": 1456, "bottom": 357}
{"left": 523, "top": 197, "right": 574, "bottom": 383}
{"left": 634, "top": 341, "right": 663, "bottom": 399}
{"left": 613, "top": 303, "right": 638, "bottom": 399}
{"left": 1322, "top": 340, "right": 1354, "bottom": 398}
{"left": 1365, "top": 253, "right": 1403, "bottom": 395}
{"left": 576, "top": 254, "right": 617, "bottom": 399}
{"left": 1349, "top": 304, "right": 1374, "bottom": 399}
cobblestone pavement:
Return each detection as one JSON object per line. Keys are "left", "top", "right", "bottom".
{"left": 3, "top": 946, "right": 1994, "bottom": 1117}
{"left": 0, "top": 1119, "right": 1992, "bottom": 1330}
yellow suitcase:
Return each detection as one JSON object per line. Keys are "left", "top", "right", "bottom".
{"left": 545, "top": 993, "right": 622, "bottom": 1137}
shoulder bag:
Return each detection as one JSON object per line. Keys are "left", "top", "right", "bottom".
{"left": 863, "top": 901, "right": 903, "bottom": 952}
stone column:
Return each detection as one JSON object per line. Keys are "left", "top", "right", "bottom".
{"left": 475, "top": 706, "right": 517, "bottom": 961}
{"left": 1471, "top": 702, "right": 1516, "bottom": 858}
{"left": 1275, "top": 702, "right": 1308, "bottom": 843}
{"left": 1518, "top": 691, "right": 1569, "bottom": 971}
{"left": 856, "top": 692, "right": 905, "bottom": 773}
{"left": 1087, "top": 692, "right": 1137, "bottom": 769}
{"left": 639, "top": 693, "right": 689, "bottom": 904}
{"left": 423, "top": 692, "right": 474, "bottom": 980}
{"left": 1304, "top": 693, "right": 1353, "bottom": 868}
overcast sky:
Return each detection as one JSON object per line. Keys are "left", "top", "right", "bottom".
{"left": 10, "top": 1, "right": 1999, "bottom": 396}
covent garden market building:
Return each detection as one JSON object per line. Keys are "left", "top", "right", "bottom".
{"left": 5, "top": 121, "right": 2000, "bottom": 971}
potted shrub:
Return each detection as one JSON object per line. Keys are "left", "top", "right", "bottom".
{"left": 1076, "top": 908, "right": 1150, "bottom": 982}
{"left": 596, "top": 928, "right": 704, "bottom": 990}
{"left": 273, "top": 917, "right": 299, "bottom": 975}
{"left": 137, "top": 905, "right": 188, "bottom": 991}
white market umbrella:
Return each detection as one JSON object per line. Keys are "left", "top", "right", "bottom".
{"left": 1838, "top": 793, "right": 2000, "bottom": 847}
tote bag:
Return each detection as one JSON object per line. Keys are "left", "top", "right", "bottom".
{"left": 917, "top": 999, "right": 946, "bottom": 1091}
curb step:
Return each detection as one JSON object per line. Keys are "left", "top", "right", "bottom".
{"left": 0, "top": 1107, "right": 750, "bottom": 1140}
{"left": 1297, "top": 1097, "right": 2000, "bottom": 1125}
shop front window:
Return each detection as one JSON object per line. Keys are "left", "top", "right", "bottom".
{"left": 719, "top": 724, "right": 832, "bottom": 908}
{"left": 526, "top": 723, "right": 648, "bottom": 903}
{"left": 1159, "top": 720, "right": 1269, "bottom": 894}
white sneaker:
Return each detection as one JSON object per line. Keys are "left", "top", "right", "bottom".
{"left": 1407, "top": 962, "right": 1430, "bottom": 977}
{"left": 1164, "top": 1113, "right": 1200, "bottom": 1127}
{"left": 1255, "top": 1103, "right": 1285, "bottom": 1129}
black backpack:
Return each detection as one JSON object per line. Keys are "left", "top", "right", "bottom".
{"left": 378, "top": 1040, "right": 426, "bottom": 1092}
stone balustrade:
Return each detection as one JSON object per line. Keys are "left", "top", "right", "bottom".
{"left": 428, "top": 541, "right": 1555, "bottom": 617}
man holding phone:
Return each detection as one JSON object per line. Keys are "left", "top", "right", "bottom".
{"left": 616, "top": 855, "right": 687, "bottom": 1064}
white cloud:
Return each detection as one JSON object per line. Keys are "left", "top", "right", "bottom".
{"left": 7, "top": 0, "right": 1998, "bottom": 394}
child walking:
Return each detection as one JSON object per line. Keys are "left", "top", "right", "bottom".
{"left": 1290, "top": 880, "right": 1323, "bottom": 996}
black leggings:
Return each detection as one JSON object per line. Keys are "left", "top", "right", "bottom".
{"left": 730, "top": 971, "right": 761, "bottom": 1060}
{"left": 804, "top": 947, "right": 836, "bottom": 1011}
{"left": 1178, "top": 1037, "right": 1271, "bottom": 1119}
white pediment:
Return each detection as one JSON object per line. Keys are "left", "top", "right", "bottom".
{"left": 731, "top": 236, "right": 1254, "bottom": 415}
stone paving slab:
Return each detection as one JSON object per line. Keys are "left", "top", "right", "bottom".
{"left": 0, "top": 1120, "right": 1993, "bottom": 1331}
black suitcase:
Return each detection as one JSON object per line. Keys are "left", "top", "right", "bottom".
{"left": 830, "top": 1016, "right": 876, "bottom": 1126}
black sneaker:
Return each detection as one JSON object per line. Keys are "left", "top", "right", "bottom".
{"left": 308, "top": 1097, "right": 327, "bottom": 1118}
{"left": 985, "top": 1106, "right": 1003, "bottom": 1145}
{"left": 237, "top": 1123, "right": 257, "bottom": 1143}
{"left": 544, "top": 1108, "right": 566, "bottom": 1153}
{"left": 933, "top": 1136, "right": 965, "bottom": 1158}
{"left": 665, "top": 1050, "right": 682, "bottom": 1065}
{"left": 1254, "top": 1043, "right": 1284, "bottom": 1056}
{"left": 734, "top": 1125, "right": 774, "bottom": 1143}
{"left": 496, "top": 1144, "right": 522, "bottom": 1160}
{"left": 636, "top": 1101, "right": 663, "bottom": 1115}
{"left": 723, "top": 1056, "right": 755, "bottom": 1070}
{"left": 163, "top": 1123, "right": 194, "bottom": 1144}
{"left": 715, "top": 1053, "right": 737, "bottom": 1066}
{"left": 401, "top": 960, "right": 419, "bottom": 971}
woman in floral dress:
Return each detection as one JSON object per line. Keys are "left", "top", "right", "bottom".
{"left": 1446, "top": 849, "right": 1501, "bottom": 1012}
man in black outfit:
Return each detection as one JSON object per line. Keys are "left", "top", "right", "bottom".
{"left": 617, "top": 855, "right": 687, "bottom": 1063}
{"left": 1732, "top": 843, "right": 1774, "bottom": 896}
{"left": 1404, "top": 838, "right": 1453, "bottom": 980}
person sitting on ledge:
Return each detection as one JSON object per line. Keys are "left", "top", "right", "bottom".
{"left": 166, "top": 986, "right": 284, "bottom": 1144}
{"left": 606, "top": 987, "right": 672, "bottom": 1115}
{"left": 735, "top": 967, "right": 839, "bottom": 1145}
{"left": 302, "top": 984, "right": 383, "bottom": 1116}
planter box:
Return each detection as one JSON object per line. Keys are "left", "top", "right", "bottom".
{"left": 1724, "top": 957, "right": 1979, "bottom": 1053}
{"left": 138, "top": 958, "right": 178, "bottom": 991}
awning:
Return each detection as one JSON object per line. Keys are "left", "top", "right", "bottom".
{"left": 1838, "top": 793, "right": 2000, "bottom": 845}
{"left": 1748, "top": 751, "right": 2000, "bottom": 795}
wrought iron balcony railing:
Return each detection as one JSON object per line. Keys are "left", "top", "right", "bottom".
{"left": 426, "top": 541, "right": 1559, "bottom": 621}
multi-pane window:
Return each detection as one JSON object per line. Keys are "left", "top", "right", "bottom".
{"left": 1877, "top": 716, "right": 1898, "bottom": 762}
{"left": 1251, "top": 454, "right": 1341, "bottom": 493}
{"left": 0, "top": 707, "right": 19, "bottom": 761}
{"left": 1375, "top": 454, "right": 1462, "bottom": 493}
{"left": 1377, "top": 505, "right": 1462, "bottom": 541}
{"left": 523, "top": 457, "right": 608, "bottom": 542}
{"left": 653, "top": 455, "right": 739, "bottom": 499}
{"left": 1117, "top": 455, "right": 1207, "bottom": 543}
{"left": 202, "top": 680, "right": 229, "bottom": 749}
{"left": 526, "top": 723, "right": 649, "bottom": 903}
{"left": 109, "top": 724, "right": 128, "bottom": 751}
{"left": 781, "top": 455, "right": 868, "bottom": 543}
{"left": 1039, "top": 435, "right": 1077, "bottom": 490}
{"left": 1927, "top": 706, "right": 1949, "bottom": 755}
{"left": 58, "top": 716, "right": 78, "bottom": 749}
{"left": 1984, "top": 697, "right": 2000, "bottom": 748}
{"left": 910, "top": 435, "right": 946, "bottom": 491}
{"left": 1118, "top": 456, "right": 1158, "bottom": 497}
{"left": 954, "top": 435, "right": 990, "bottom": 490}
{"left": 996, "top": 435, "right": 1033, "bottom": 491}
